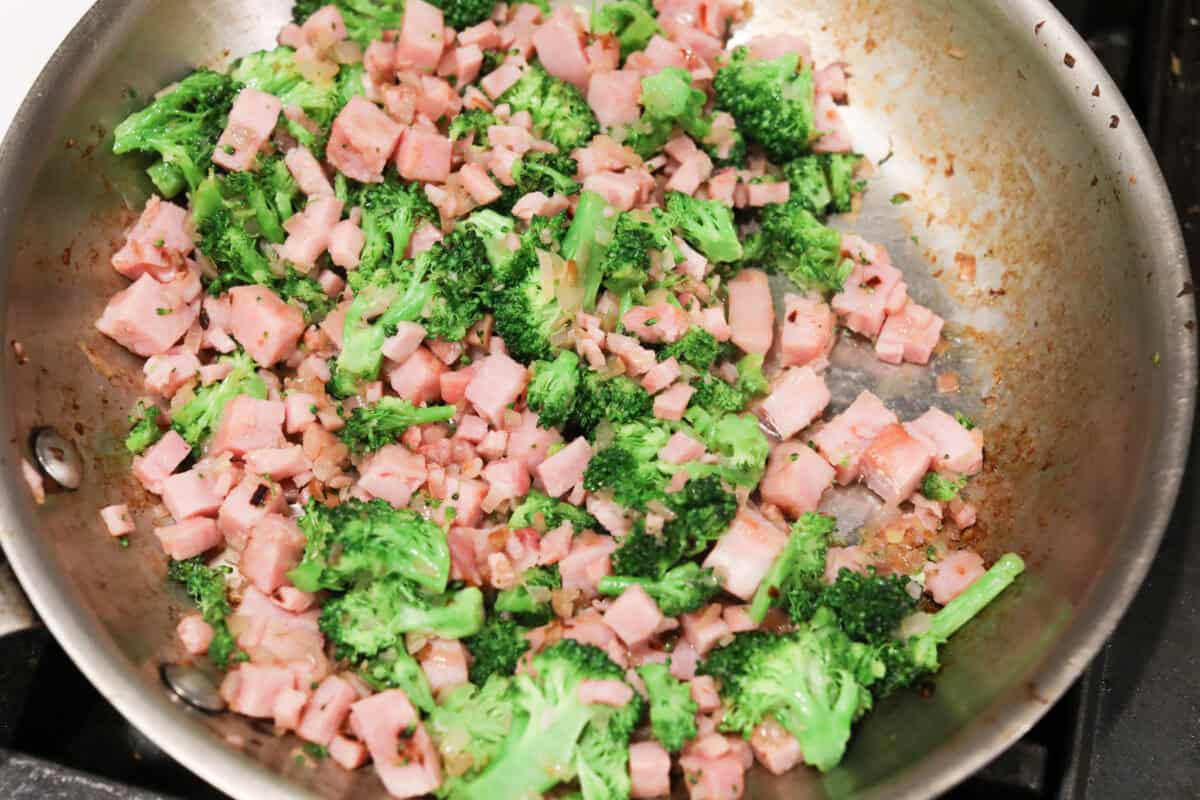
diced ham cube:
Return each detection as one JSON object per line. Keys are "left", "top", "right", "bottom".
{"left": 603, "top": 584, "right": 663, "bottom": 647}
{"left": 859, "top": 423, "right": 933, "bottom": 505}
{"left": 588, "top": 70, "right": 642, "bottom": 127}
{"left": 760, "top": 367, "right": 831, "bottom": 440}
{"left": 681, "top": 603, "right": 732, "bottom": 656}
{"left": 241, "top": 514, "right": 306, "bottom": 594}
{"left": 328, "top": 217, "right": 366, "bottom": 269}
{"left": 374, "top": 724, "right": 443, "bottom": 799}
{"left": 298, "top": 675, "right": 358, "bottom": 746}
{"left": 642, "top": 357, "right": 681, "bottom": 394}
{"left": 480, "top": 61, "right": 526, "bottom": 99}
{"left": 218, "top": 475, "right": 285, "bottom": 550}
{"left": 419, "top": 639, "right": 469, "bottom": 694}
{"left": 96, "top": 273, "right": 199, "bottom": 356}
{"left": 506, "top": 409, "right": 562, "bottom": 470}
{"left": 559, "top": 532, "right": 617, "bottom": 595}
{"left": 633, "top": 35, "right": 687, "bottom": 73}
{"left": 481, "top": 459, "right": 530, "bottom": 512}
{"left": 417, "top": 75, "right": 462, "bottom": 122}
{"left": 670, "top": 639, "right": 698, "bottom": 681}
{"left": 285, "top": 147, "right": 333, "bottom": 197}
{"left": 327, "top": 96, "right": 405, "bottom": 183}
{"left": 300, "top": 5, "right": 348, "bottom": 52}
{"left": 350, "top": 689, "right": 417, "bottom": 756}
{"left": 459, "top": 163, "right": 502, "bottom": 204}
{"left": 364, "top": 39, "right": 397, "bottom": 82}
{"left": 396, "top": 0, "right": 446, "bottom": 74}
{"left": 630, "top": 741, "right": 671, "bottom": 799}
{"left": 220, "top": 664, "right": 295, "bottom": 718}
{"left": 447, "top": 44, "right": 484, "bottom": 86}
{"left": 750, "top": 717, "right": 803, "bottom": 775}
{"left": 176, "top": 614, "right": 214, "bottom": 655}
{"left": 381, "top": 322, "right": 427, "bottom": 364}
{"left": 534, "top": 22, "right": 589, "bottom": 89}
{"left": 705, "top": 168, "right": 738, "bottom": 206}
{"left": 100, "top": 504, "right": 135, "bottom": 537}
{"left": 653, "top": 383, "right": 694, "bottom": 421}
{"left": 659, "top": 431, "right": 704, "bottom": 465}
{"left": 587, "top": 494, "right": 634, "bottom": 536}
{"left": 538, "top": 522, "right": 574, "bottom": 565}
{"left": 814, "top": 63, "right": 848, "bottom": 100}
{"left": 202, "top": 295, "right": 237, "bottom": 353}
{"left": 285, "top": 392, "right": 318, "bottom": 434}
{"left": 329, "top": 734, "right": 368, "bottom": 770}
{"left": 210, "top": 396, "right": 286, "bottom": 457}
{"left": 703, "top": 508, "right": 788, "bottom": 601}
{"left": 875, "top": 301, "right": 945, "bottom": 366}
{"left": 131, "top": 430, "right": 191, "bottom": 494}
{"left": 666, "top": 151, "right": 715, "bottom": 196}
{"left": 583, "top": 171, "right": 640, "bottom": 211}
{"left": 212, "top": 88, "right": 282, "bottom": 172}
{"left": 811, "top": 391, "right": 899, "bottom": 484}
{"left": 350, "top": 692, "right": 442, "bottom": 798}
{"left": 535, "top": 437, "right": 592, "bottom": 498}
{"left": 606, "top": 332, "right": 657, "bottom": 375}
{"left": 244, "top": 445, "right": 308, "bottom": 480}
{"left": 111, "top": 196, "right": 194, "bottom": 281}
{"left": 831, "top": 257, "right": 906, "bottom": 339}
{"left": 948, "top": 498, "right": 977, "bottom": 529}
{"left": 727, "top": 269, "right": 774, "bottom": 355}
{"left": 904, "top": 408, "right": 983, "bottom": 476}
{"left": 455, "top": 414, "right": 489, "bottom": 443}
{"left": 925, "top": 549, "right": 986, "bottom": 605}
{"left": 228, "top": 285, "right": 305, "bottom": 367}
{"left": 396, "top": 127, "right": 454, "bottom": 183}
{"left": 622, "top": 303, "right": 690, "bottom": 345}
{"left": 813, "top": 91, "right": 852, "bottom": 153}
{"left": 155, "top": 517, "right": 221, "bottom": 560}
{"left": 359, "top": 445, "right": 427, "bottom": 508}
{"left": 458, "top": 20, "right": 500, "bottom": 49}
{"left": 465, "top": 352, "right": 529, "bottom": 425}
{"left": 388, "top": 346, "right": 447, "bottom": 404}
{"left": 678, "top": 752, "right": 746, "bottom": 800}
{"left": 161, "top": 468, "right": 224, "bottom": 521}
{"left": 143, "top": 352, "right": 200, "bottom": 397}
{"left": 691, "top": 675, "right": 722, "bottom": 713}
{"left": 278, "top": 195, "right": 344, "bottom": 272}
{"left": 273, "top": 688, "right": 308, "bottom": 732}
{"left": 759, "top": 441, "right": 835, "bottom": 518}
{"left": 781, "top": 294, "right": 836, "bottom": 368}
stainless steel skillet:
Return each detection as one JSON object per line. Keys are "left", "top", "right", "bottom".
{"left": 0, "top": 0, "right": 1192, "bottom": 797}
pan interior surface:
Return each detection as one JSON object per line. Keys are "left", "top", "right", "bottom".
{"left": 0, "top": 1, "right": 1190, "bottom": 799}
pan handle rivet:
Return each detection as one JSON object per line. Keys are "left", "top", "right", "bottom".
{"left": 161, "top": 663, "right": 227, "bottom": 714}
{"left": 30, "top": 427, "right": 83, "bottom": 490}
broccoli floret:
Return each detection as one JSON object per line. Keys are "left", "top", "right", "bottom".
{"left": 494, "top": 565, "right": 562, "bottom": 626}
{"left": 583, "top": 420, "right": 672, "bottom": 509}
{"left": 609, "top": 519, "right": 685, "bottom": 579}
{"left": 734, "top": 353, "right": 769, "bottom": 399}
{"left": 821, "top": 568, "right": 917, "bottom": 644}
{"left": 659, "top": 327, "right": 727, "bottom": 370}
{"left": 637, "top": 662, "right": 698, "bottom": 752}
{"left": 692, "top": 412, "right": 770, "bottom": 487}
{"left": 780, "top": 153, "right": 863, "bottom": 218}
{"left": 292, "top": 0, "right": 404, "bottom": 46}
{"left": 954, "top": 411, "right": 977, "bottom": 430}
{"left": 465, "top": 618, "right": 530, "bottom": 684}
{"left": 587, "top": 210, "right": 675, "bottom": 310}
{"left": 667, "top": 191, "right": 743, "bottom": 263}
{"left": 527, "top": 350, "right": 582, "bottom": 429}
{"left": 752, "top": 201, "right": 851, "bottom": 293}
{"left": 450, "top": 640, "right": 642, "bottom": 800}
{"left": 701, "top": 116, "right": 747, "bottom": 169}
{"left": 699, "top": 608, "right": 883, "bottom": 772}
{"left": 360, "top": 647, "right": 437, "bottom": 713}
{"left": 498, "top": 63, "right": 599, "bottom": 151}
{"left": 621, "top": 68, "right": 708, "bottom": 158}
{"left": 428, "top": 677, "right": 516, "bottom": 795}
{"left": 125, "top": 400, "right": 163, "bottom": 454}
{"left": 508, "top": 490, "right": 598, "bottom": 533}
{"left": 598, "top": 562, "right": 721, "bottom": 616}
{"left": 321, "top": 576, "right": 485, "bottom": 656}
{"left": 339, "top": 397, "right": 456, "bottom": 452}
{"left": 921, "top": 472, "right": 968, "bottom": 502}
{"left": 490, "top": 152, "right": 580, "bottom": 216}
{"left": 713, "top": 47, "right": 815, "bottom": 163}
{"left": 350, "top": 179, "right": 438, "bottom": 289}
{"left": 689, "top": 375, "right": 748, "bottom": 415}
{"left": 458, "top": 208, "right": 518, "bottom": 274}
{"left": 449, "top": 108, "right": 499, "bottom": 142}
{"left": 170, "top": 350, "right": 267, "bottom": 448}
{"left": 561, "top": 191, "right": 616, "bottom": 311}
{"left": 821, "top": 153, "right": 862, "bottom": 213}
{"left": 167, "top": 557, "right": 245, "bottom": 669}
{"left": 662, "top": 473, "right": 738, "bottom": 548}
{"left": 592, "top": 0, "right": 660, "bottom": 58}
{"left": 428, "top": 0, "right": 496, "bottom": 29}
{"left": 288, "top": 498, "right": 451, "bottom": 593}
{"left": 275, "top": 266, "right": 336, "bottom": 323}
{"left": 748, "top": 512, "right": 835, "bottom": 624}
{"left": 219, "top": 157, "right": 299, "bottom": 245}
{"left": 572, "top": 372, "right": 654, "bottom": 435}
{"left": 230, "top": 47, "right": 342, "bottom": 150}
{"left": 112, "top": 69, "right": 237, "bottom": 197}
{"left": 491, "top": 248, "right": 572, "bottom": 364}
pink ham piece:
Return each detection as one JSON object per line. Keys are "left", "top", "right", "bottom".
{"left": 705, "top": 168, "right": 738, "bottom": 206}
{"left": 534, "top": 20, "right": 589, "bottom": 89}
{"left": 382, "top": 322, "right": 427, "bottom": 364}
{"left": 659, "top": 431, "right": 704, "bottom": 465}
{"left": 440, "top": 44, "right": 484, "bottom": 86}
{"left": 587, "top": 494, "right": 634, "bottom": 536}
{"left": 559, "top": 532, "right": 617, "bottom": 595}
{"left": 670, "top": 639, "right": 699, "bottom": 681}
{"left": 458, "top": 20, "right": 500, "bottom": 49}
{"left": 327, "top": 96, "right": 405, "bottom": 183}
{"left": 459, "top": 163, "right": 502, "bottom": 204}
{"left": 245, "top": 445, "right": 309, "bottom": 480}
{"left": 535, "top": 437, "right": 592, "bottom": 498}
{"left": 212, "top": 88, "right": 282, "bottom": 172}
{"left": 859, "top": 423, "right": 933, "bottom": 505}
{"left": 481, "top": 459, "right": 530, "bottom": 512}
{"left": 603, "top": 584, "right": 663, "bottom": 647}
{"left": 904, "top": 408, "right": 983, "bottom": 475}
{"left": 678, "top": 751, "right": 747, "bottom": 800}
{"left": 416, "top": 76, "right": 462, "bottom": 122}
{"left": 160, "top": 468, "right": 224, "bottom": 521}
{"left": 396, "top": 0, "right": 446, "bottom": 74}
{"left": 285, "top": 392, "right": 318, "bottom": 434}
{"left": 781, "top": 294, "right": 836, "bottom": 368}
{"left": 813, "top": 92, "right": 853, "bottom": 153}
{"left": 690, "top": 676, "right": 722, "bottom": 713}
{"left": 465, "top": 352, "right": 529, "bottom": 425}
{"left": 681, "top": 603, "right": 732, "bottom": 657}
{"left": 155, "top": 517, "right": 221, "bottom": 560}
{"left": 875, "top": 301, "right": 945, "bottom": 366}
{"left": 396, "top": 127, "right": 454, "bottom": 184}
{"left": 480, "top": 61, "right": 526, "bottom": 99}
{"left": 285, "top": 147, "right": 334, "bottom": 197}
{"left": 630, "top": 741, "right": 672, "bottom": 799}
{"left": 814, "top": 63, "right": 848, "bottom": 100}
{"left": 329, "top": 735, "right": 368, "bottom": 771}
{"left": 606, "top": 332, "right": 656, "bottom": 375}
{"left": 389, "top": 347, "right": 447, "bottom": 404}
{"left": 506, "top": 409, "right": 563, "bottom": 471}
{"left": 926, "top": 550, "right": 986, "bottom": 605}
{"left": 653, "top": 382, "right": 694, "bottom": 421}
{"left": 359, "top": 445, "right": 427, "bottom": 508}
{"left": 298, "top": 675, "right": 358, "bottom": 746}
{"left": 811, "top": 391, "right": 899, "bottom": 484}
{"left": 667, "top": 151, "right": 715, "bottom": 196}
{"left": 143, "top": 352, "right": 200, "bottom": 397}
{"left": 349, "top": 691, "right": 440, "bottom": 797}
{"left": 300, "top": 5, "right": 348, "bottom": 52}
{"left": 751, "top": 717, "right": 803, "bottom": 775}
{"left": 622, "top": 303, "right": 690, "bottom": 344}
{"left": 228, "top": 285, "right": 305, "bottom": 367}
{"left": 420, "top": 639, "right": 470, "bottom": 694}
{"left": 220, "top": 664, "right": 295, "bottom": 718}
{"left": 630, "top": 35, "right": 687, "bottom": 74}
{"left": 588, "top": 70, "right": 642, "bottom": 127}
{"left": 727, "top": 269, "right": 775, "bottom": 355}
{"left": 100, "top": 504, "right": 135, "bottom": 537}
{"left": 831, "top": 257, "right": 907, "bottom": 339}
{"left": 111, "top": 196, "right": 194, "bottom": 280}
{"left": 539, "top": 522, "right": 573, "bottom": 564}
{"left": 211, "top": 396, "right": 286, "bottom": 457}
{"left": 176, "top": 614, "right": 214, "bottom": 655}
{"left": 131, "top": 431, "right": 191, "bottom": 494}
{"left": 241, "top": 514, "right": 306, "bottom": 594}
{"left": 641, "top": 357, "right": 681, "bottom": 394}
{"left": 582, "top": 171, "right": 641, "bottom": 211}
{"left": 278, "top": 195, "right": 344, "bottom": 272}
{"left": 455, "top": 414, "right": 489, "bottom": 443}
{"left": 218, "top": 476, "right": 285, "bottom": 549}
{"left": 273, "top": 688, "right": 308, "bottom": 733}
{"left": 329, "top": 217, "right": 366, "bottom": 269}
{"left": 760, "top": 367, "right": 831, "bottom": 440}
{"left": 760, "top": 441, "right": 835, "bottom": 518}
{"left": 703, "top": 508, "right": 788, "bottom": 600}
{"left": 511, "top": 191, "right": 570, "bottom": 220}
{"left": 364, "top": 40, "right": 397, "bottom": 83}
{"left": 949, "top": 498, "right": 977, "bottom": 529}
{"left": 96, "top": 273, "right": 199, "bottom": 357}
{"left": 578, "top": 679, "right": 635, "bottom": 707}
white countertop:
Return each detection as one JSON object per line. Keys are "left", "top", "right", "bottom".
{"left": 0, "top": 1, "right": 93, "bottom": 137}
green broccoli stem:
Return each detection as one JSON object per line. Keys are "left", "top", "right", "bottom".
{"left": 332, "top": 280, "right": 435, "bottom": 396}
{"left": 925, "top": 553, "right": 1025, "bottom": 643}
{"left": 565, "top": 191, "right": 616, "bottom": 311}
{"left": 596, "top": 575, "right": 650, "bottom": 597}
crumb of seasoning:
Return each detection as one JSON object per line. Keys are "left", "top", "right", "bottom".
{"left": 889, "top": 192, "right": 911, "bottom": 205}
{"left": 911, "top": 235, "right": 920, "bottom": 244}
{"left": 946, "top": 46, "right": 966, "bottom": 60}
{"left": 1152, "top": 352, "right": 1162, "bottom": 367}
{"left": 302, "top": 743, "right": 328, "bottom": 759}
{"left": 11, "top": 339, "right": 28, "bottom": 365}
{"left": 1064, "top": 52, "right": 1076, "bottom": 68}
{"left": 1092, "top": 85, "right": 1101, "bottom": 97}
{"left": 1110, "top": 115, "right": 1120, "bottom": 128}
{"left": 119, "top": 536, "right": 130, "bottom": 549}
{"left": 954, "top": 251, "right": 977, "bottom": 282}
{"left": 936, "top": 373, "right": 961, "bottom": 394}
{"left": 1035, "top": 20, "right": 1046, "bottom": 34}
{"left": 1171, "top": 53, "right": 1182, "bottom": 77}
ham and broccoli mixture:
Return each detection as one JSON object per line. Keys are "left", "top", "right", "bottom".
{"left": 92, "top": 0, "right": 1025, "bottom": 796}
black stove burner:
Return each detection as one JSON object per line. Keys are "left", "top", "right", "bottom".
{"left": 1, "top": 2, "right": 1197, "bottom": 798}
